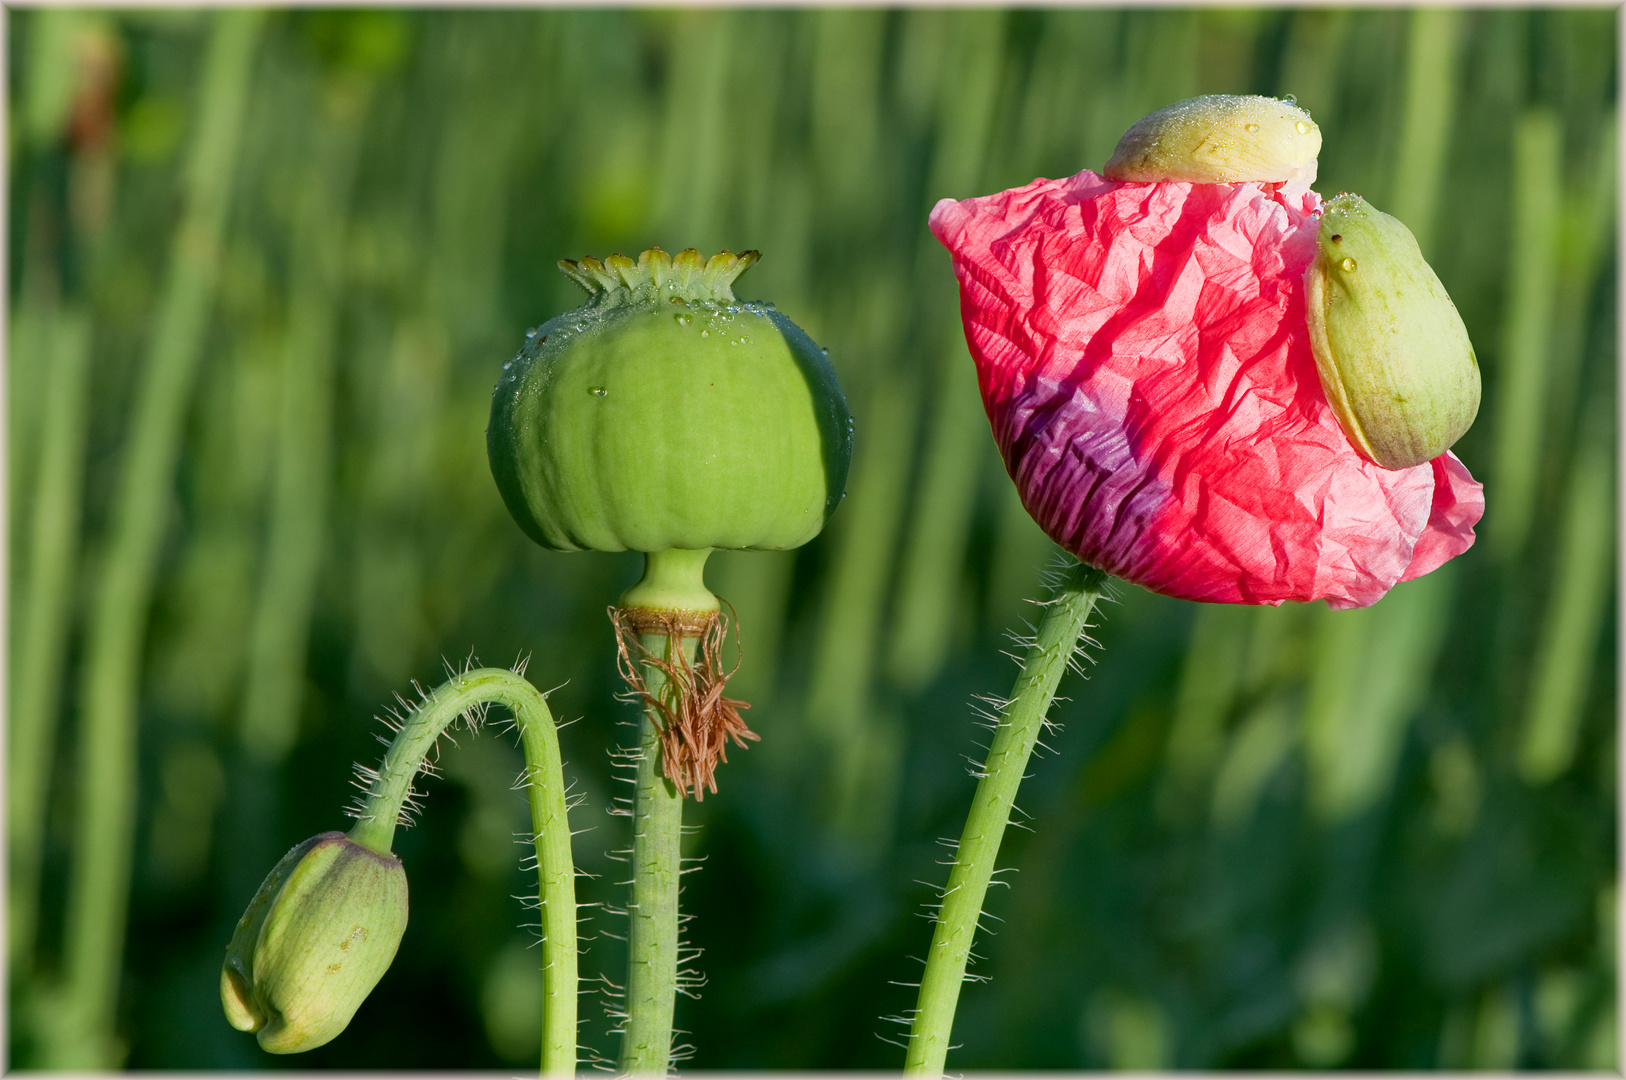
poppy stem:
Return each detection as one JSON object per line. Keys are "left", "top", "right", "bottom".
{"left": 617, "top": 628, "right": 694, "bottom": 1075}
{"left": 904, "top": 561, "right": 1109, "bottom": 1075}
{"left": 347, "top": 667, "right": 577, "bottom": 1077}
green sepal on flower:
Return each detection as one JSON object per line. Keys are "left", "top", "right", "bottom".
{"left": 1103, "top": 94, "right": 1322, "bottom": 186}
{"left": 487, "top": 246, "right": 852, "bottom": 555}
{"left": 220, "top": 831, "right": 408, "bottom": 1054}
{"left": 1305, "top": 193, "right": 1481, "bottom": 470}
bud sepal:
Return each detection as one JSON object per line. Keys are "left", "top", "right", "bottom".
{"left": 1305, "top": 193, "right": 1481, "bottom": 470}
{"left": 1103, "top": 94, "right": 1322, "bottom": 186}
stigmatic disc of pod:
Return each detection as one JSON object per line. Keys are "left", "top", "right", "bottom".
{"left": 488, "top": 247, "right": 852, "bottom": 554}
{"left": 1103, "top": 94, "right": 1321, "bottom": 185}
{"left": 1305, "top": 193, "right": 1481, "bottom": 471}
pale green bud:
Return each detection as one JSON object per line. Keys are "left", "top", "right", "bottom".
{"left": 220, "top": 831, "right": 408, "bottom": 1054}
{"left": 1104, "top": 94, "right": 1321, "bottom": 185}
{"left": 1305, "top": 193, "right": 1481, "bottom": 470}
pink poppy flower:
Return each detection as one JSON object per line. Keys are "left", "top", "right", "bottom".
{"left": 929, "top": 170, "right": 1484, "bottom": 609}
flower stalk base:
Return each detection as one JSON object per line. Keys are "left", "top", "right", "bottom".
{"left": 904, "top": 562, "right": 1109, "bottom": 1076}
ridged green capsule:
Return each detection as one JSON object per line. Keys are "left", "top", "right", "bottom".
{"left": 1103, "top": 94, "right": 1321, "bottom": 185}
{"left": 488, "top": 247, "right": 852, "bottom": 554}
{"left": 1305, "top": 193, "right": 1481, "bottom": 470}
{"left": 221, "top": 832, "right": 408, "bottom": 1054}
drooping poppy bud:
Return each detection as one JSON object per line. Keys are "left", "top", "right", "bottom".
{"left": 221, "top": 831, "right": 408, "bottom": 1053}
{"left": 487, "top": 247, "right": 852, "bottom": 556}
{"left": 1103, "top": 94, "right": 1321, "bottom": 186}
{"left": 1306, "top": 192, "right": 1481, "bottom": 470}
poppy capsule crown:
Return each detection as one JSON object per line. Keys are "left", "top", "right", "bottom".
{"left": 487, "top": 246, "right": 853, "bottom": 556}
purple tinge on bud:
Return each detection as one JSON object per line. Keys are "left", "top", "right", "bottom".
{"left": 221, "top": 831, "right": 408, "bottom": 1053}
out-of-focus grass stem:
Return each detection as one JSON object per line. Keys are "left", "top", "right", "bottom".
{"left": 8, "top": 11, "right": 116, "bottom": 982}
{"left": 801, "top": 10, "right": 911, "bottom": 847}
{"left": 1517, "top": 395, "right": 1615, "bottom": 782}
{"left": 1386, "top": 8, "right": 1462, "bottom": 254}
{"left": 806, "top": 361, "right": 915, "bottom": 841}
{"left": 888, "top": 11, "right": 1004, "bottom": 692}
{"left": 8, "top": 311, "right": 92, "bottom": 977}
{"left": 47, "top": 11, "right": 262, "bottom": 1067}
{"left": 1489, "top": 109, "right": 1562, "bottom": 558}
{"left": 240, "top": 74, "right": 371, "bottom": 764}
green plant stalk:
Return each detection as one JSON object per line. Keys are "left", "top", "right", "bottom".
{"left": 9, "top": 309, "right": 91, "bottom": 977}
{"left": 889, "top": 11, "right": 1004, "bottom": 692}
{"left": 48, "top": 11, "right": 262, "bottom": 1068}
{"left": 618, "top": 630, "right": 692, "bottom": 1076}
{"left": 806, "top": 363, "right": 917, "bottom": 843}
{"left": 1517, "top": 399, "right": 1615, "bottom": 783}
{"left": 241, "top": 78, "right": 370, "bottom": 764}
{"left": 348, "top": 667, "right": 577, "bottom": 1076}
{"left": 1303, "top": 567, "right": 1454, "bottom": 823}
{"left": 1490, "top": 109, "right": 1562, "bottom": 558}
{"left": 1386, "top": 7, "right": 1462, "bottom": 255}
{"left": 904, "top": 561, "right": 1108, "bottom": 1075}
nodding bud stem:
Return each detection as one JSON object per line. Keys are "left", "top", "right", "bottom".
{"left": 1306, "top": 193, "right": 1481, "bottom": 470}
{"left": 1104, "top": 94, "right": 1322, "bottom": 186}
{"left": 221, "top": 669, "right": 580, "bottom": 1073}
{"left": 221, "top": 832, "right": 408, "bottom": 1054}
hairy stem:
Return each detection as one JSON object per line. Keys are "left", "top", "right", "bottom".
{"left": 348, "top": 667, "right": 577, "bottom": 1076}
{"left": 619, "top": 630, "right": 692, "bottom": 1076}
{"left": 904, "top": 561, "right": 1108, "bottom": 1075}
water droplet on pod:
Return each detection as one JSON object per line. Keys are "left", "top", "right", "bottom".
{"left": 1297, "top": 120, "right": 1312, "bottom": 135}
{"left": 674, "top": 313, "right": 692, "bottom": 327}
{"left": 589, "top": 386, "right": 608, "bottom": 397}
{"left": 1342, "top": 257, "right": 1357, "bottom": 272}
{"left": 1245, "top": 123, "right": 1260, "bottom": 133}
{"left": 700, "top": 329, "right": 710, "bottom": 338}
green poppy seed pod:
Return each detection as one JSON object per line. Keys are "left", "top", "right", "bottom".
{"left": 220, "top": 831, "right": 408, "bottom": 1054}
{"left": 1104, "top": 94, "right": 1321, "bottom": 185}
{"left": 1305, "top": 193, "right": 1481, "bottom": 470}
{"left": 488, "top": 247, "right": 852, "bottom": 555}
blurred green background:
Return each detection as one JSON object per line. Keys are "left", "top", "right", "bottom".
{"left": 7, "top": 6, "right": 1616, "bottom": 1071}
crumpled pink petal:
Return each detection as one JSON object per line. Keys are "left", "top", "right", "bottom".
{"left": 930, "top": 169, "right": 1484, "bottom": 609}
